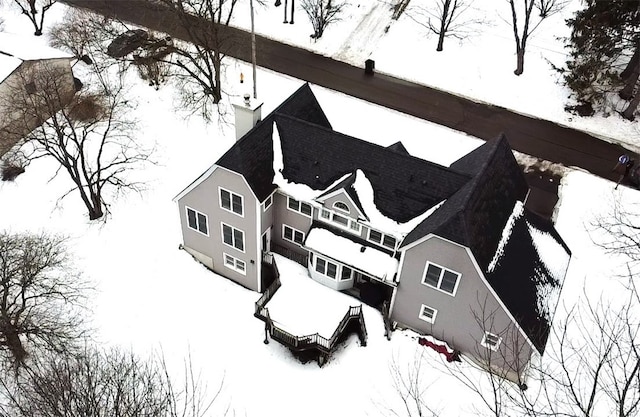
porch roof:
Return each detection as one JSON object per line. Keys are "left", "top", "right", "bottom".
{"left": 305, "top": 227, "right": 399, "bottom": 283}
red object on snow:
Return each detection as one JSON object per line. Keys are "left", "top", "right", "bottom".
{"left": 418, "top": 337, "right": 461, "bottom": 362}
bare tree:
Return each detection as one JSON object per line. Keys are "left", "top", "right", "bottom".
{"left": 536, "top": 0, "right": 567, "bottom": 18}
{"left": 0, "top": 232, "right": 87, "bottom": 368}
{"left": 10, "top": 0, "right": 55, "bottom": 36}
{"left": 507, "top": 0, "right": 565, "bottom": 75}
{"left": 0, "top": 346, "right": 226, "bottom": 417}
{"left": 406, "top": 0, "right": 484, "bottom": 52}
{"left": 377, "top": 349, "right": 439, "bottom": 417}
{"left": 300, "top": 0, "right": 347, "bottom": 40}
{"left": 49, "top": 9, "right": 126, "bottom": 71}
{"left": 4, "top": 61, "right": 152, "bottom": 220}
{"left": 438, "top": 194, "right": 640, "bottom": 417}
{"left": 149, "top": 0, "right": 239, "bottom": 121}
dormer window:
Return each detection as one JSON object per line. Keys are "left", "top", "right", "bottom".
{"left": 333, "top": 201, "right": 350, "bottom": 213}
{"left": 318, "top": 207, "right": 360, "bottom": 234}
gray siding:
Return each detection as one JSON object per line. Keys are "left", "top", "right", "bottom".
{"left": 178, "top": 167, "right": 260, "bottom": 291}
{"left": 260, "top": 191, "right": 275, "bottom": 251}
{"left": 272, "top": 192, "right": 312, "bottom": 256}
{"left": 322, "top": 191, "right": 361, "bottom": 220}
{"left": 392, "top": 235, "right": 533, "bottom": 380}
{"left": 0, "top": 58, "right": 74, "bottom": 157}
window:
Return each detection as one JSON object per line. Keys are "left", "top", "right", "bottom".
{"left": 341, "top": 266, "right": 353, "bottom": 281}
{"left": 418, "top": 304, "right": 437, "bottom": 324}
{"left": 220, "top": 188, "right": 243, "bottom": 216}
{"left": 333, "top": 201, "right": 350, "bottom": 213}
{"left": 283, "top": 225, "right": 305, "bottom": 245}
{"left": 315, "top": 256, "right": 337, "bottom": 279}
{"left": 287, "top": 197, "right": 312, "bottom": 217}
{"left": 422, "top": 263, "right": 461, "bottom": 295}
{"left": 368, "top": 230, "right": 382, "bottom": 244}
{"left": 383, "top": 235, "right": 397, "bottom": 249}
{"left": 333, "top": 213, "right": 349, "bottom": 227}
{"left": 318, "top": 208, "right": 361, "bottom": 234}
{"left": 367, "top": 229, "right": 397, "bottom": 250}
{"left": 186, "top": 207, "right": 208, "bottom": 235}
{"left": 24, "top": 81, "right": 36, "bottom": 94}
{"left": 224, "top": 253, "right": 246, "bottom": 275}
{"left": 481, "top": 332, "right": 502, "bottom": 351}
{"left": 262, "top": 194, "right": 273, "bottom": 211}
{"left": 221, "top": 223, "right": 244, "bottom": 252}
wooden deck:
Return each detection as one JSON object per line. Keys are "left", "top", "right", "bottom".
{"left": 255, "top": 254, "right": 368, "bottom": 366}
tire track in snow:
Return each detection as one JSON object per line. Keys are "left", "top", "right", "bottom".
{"left": 336, "top": 2, "right": 394, "bottom": 64}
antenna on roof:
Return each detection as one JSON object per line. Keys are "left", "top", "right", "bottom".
{"left": 250, "top": 0, "right": 257, "bottom": 100}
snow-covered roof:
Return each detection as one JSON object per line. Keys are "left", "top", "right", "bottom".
{"left": 485, "top": 201, "right": 571, "bottom": 353}
{"left": 305, "top": 227, "right": 399, "bottom": 283}
{"left": 0, "top": 54, "right": 22, "bottom": 85}
{"left": 0, "top": 33, "right": 73, "bottom": 61}
{"left": 0, "top": 33, "right": 72, "bottom": 84}
{"left": 488, "top": 201, "right": 525, "bottom": 273}
{"left": 272, "top": 122, "right": 444, "bottom": 238}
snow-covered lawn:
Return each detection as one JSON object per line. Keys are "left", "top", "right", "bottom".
{"left": 228, "top": 0, "right": 640, "bottom": 151}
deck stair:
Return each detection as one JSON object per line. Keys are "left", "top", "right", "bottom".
{"left": 255, "top": 255, "right": 368, "bottom": 365}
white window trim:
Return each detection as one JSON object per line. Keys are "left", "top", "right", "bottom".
{"left": 421, "top": 261, "right": 461, "bottom": 296}
{"left": 481, "top": 331, "right": 502, "bottom": 351}
{"left": 185, "top": 206, "right": 209, "bottom": 236}
{"left": 282, "top": 224, "right": 305, "bottom": 245}
{"left": 287, "top": 196, "right": 313, "bottom": 218}
{"left": 219, "top": 187, "right": 244, "bottom": 217}
{"left": 223, "top": 253, "right": 246, "bottom": 275}
{"left": 418, "top": 304, "right": 437, "bottom": 324}
{"left": 332, "top": 201, "right": 350, "bottom": 214}
{"left": 382, "top": 235, "right": 397, "bottom": 250}
{"left": 315, "top": 256, "right": 338, "bottom": 280}
{"left": 318, "top": 207, "right": 361, "bottom": 235}
{"left": 340, "top": 265, "right": 354, "bottom": 281}
{"left": 367, "top": 228, "right": 383, "bottom": 244}
{"left": 367, "top": 228, "right": 397, "bottom": 250}
{"left": 262, "top": 194, "right": 273, "bottom": 211}
{"left": 220, "top": 222, "right": 245, "bottom": 253}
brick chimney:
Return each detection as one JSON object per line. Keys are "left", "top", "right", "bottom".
{"left": 232, "top": 94, "right": 263, "bottom": 141}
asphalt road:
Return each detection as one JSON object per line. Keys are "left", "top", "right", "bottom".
{"left": 59, "top": 0, "right": 637, "bottom": 217}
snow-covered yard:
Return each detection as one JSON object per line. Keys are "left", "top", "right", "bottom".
{"left": 227, "top": 0, "right": 640, "bottom": 151}
{"left": 0, "top": 1, "right": 639, "bottom": 416}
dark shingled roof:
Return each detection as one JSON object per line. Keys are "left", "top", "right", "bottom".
{"left": 386, "top": 141, "right": 411, "bottom": 156}
{"left": 402, "top": 134, "right": 529, "bottom": 272}
{"left": 216, "top": 84, "right": 569, "bottom": 353}
{"left": 276, "top": 114, "right": 470, "bottom": 222}
{"left": 317, "top": 172, "right": 367, "bottom": 219}
{"left": 486, "top": 208, "right": 571, "bottom": 353}
{"left": 217, "top": 84, "right": 331, "bottom": 201}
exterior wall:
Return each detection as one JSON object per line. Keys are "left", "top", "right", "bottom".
{"left": 272, "top": 191, "right": 313, "bottom": 256}
{"left": 0, "top": 58, "right": 74, "bottom": 157}
{"left": 177, "top": 167, "right": 260, "bottom": 291}
{"left": 183, "top": 246, "right": 214, "bottom": 269}
{"left": 321, "top": 191, "right": 361, "bottom": 220}
{"left": 392, "top": 235, "right": 534, "bottom": 380}
{"left": 260, "top": 191, "right": 276, "bottom": 252}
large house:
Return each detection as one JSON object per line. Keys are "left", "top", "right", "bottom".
{"left": 0, "top": 33, "right": 74, "bottom": 157}
{"left": 174, "top": 84, "right": 571, "bottom": 383}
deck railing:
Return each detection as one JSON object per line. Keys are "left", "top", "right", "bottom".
{"left": 271, "top": 243, "right": 308, "bottom": 266}
{"left": 254, "top": 254, "right": 367, "bottom": 359}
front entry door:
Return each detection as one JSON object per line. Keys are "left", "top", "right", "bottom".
{"left": 261, "top": 228, "right": 271, "bottom": 252}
